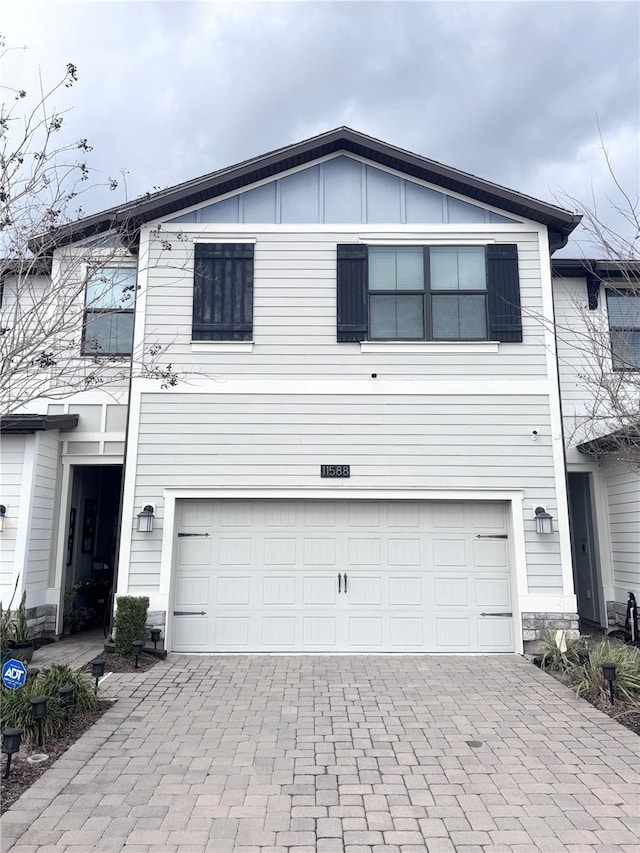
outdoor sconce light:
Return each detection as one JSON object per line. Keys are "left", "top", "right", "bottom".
{"left": 132, "top": 639, "right": 144, "bottom": 668}
{"left": 0, "top": 505, "right": 6, "bottom": 533}
{"left": 2, "top": 729, "right": 22, "bottom": 779}
{"left": 30, "top": 696, "right": 48, "bottom": 748}
{"left": 602, "top": 662, "right": 617, "bottom": 705}
{"left": 137, "top": 505, "right": 155, "bottom": 533}
{"left": 58, "top": 685, "right": 75, "bottom": 712}
{"left": 91, "top": 659, "right": 106, "bottom": 694}
{"left": 534, "top": 506, "right": 554, "bottom": 534}
{"left": 150, "top": 628, "right": 161, "bottom": 649}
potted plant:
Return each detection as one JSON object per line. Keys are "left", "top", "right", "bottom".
{"left": 7, "top": 590, "right": 34, "bottom": 663}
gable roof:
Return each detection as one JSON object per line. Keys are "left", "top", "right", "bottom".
{"left": 31, "top": 127, "right": 581, "bottom": 254}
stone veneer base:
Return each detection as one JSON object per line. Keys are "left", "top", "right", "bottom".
{"left": 522, "top": 611, "right": 580, "bottom": 654}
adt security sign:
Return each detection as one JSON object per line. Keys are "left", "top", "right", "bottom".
{"left": 2, "top": 658, "right": 27, "bottom": 690}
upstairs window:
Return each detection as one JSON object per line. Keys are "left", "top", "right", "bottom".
{"left": 607, "top": 291, "right": 640, "bottom": 370}
{"left": 193, "top": 243, "right": 254, "bottom": 341}
{"left": 82, "top": 267, "right": 136, "bottom": 356}
{"left": 368, "top": 246, "right": 487, "bottom": 340}
{"left": 337, "top": 243, "right": 521, "bottom": 344}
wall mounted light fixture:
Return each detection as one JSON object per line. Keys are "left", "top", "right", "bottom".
{"left": 137, "top": 504, "right": 155, "bottom": 533}
{"left": 534, "top": 506, "right": 554, "bottom": 534}
{"left": 0, "top": 505, "right": 6, "bottom": 533}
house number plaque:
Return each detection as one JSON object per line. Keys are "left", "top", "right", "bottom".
{"left": 320, "top": 465, "right": 350, "bottom": 478}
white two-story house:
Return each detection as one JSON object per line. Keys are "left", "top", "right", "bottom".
{"left": 2, "top": 128, "right": 637, "bottom": 653}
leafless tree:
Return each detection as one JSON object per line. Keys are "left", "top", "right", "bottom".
{"left": 554, "top": 139, "right": 640, "bottom": 467}
{"left": 0, "top": 41, "right": 178, "bottom": 416}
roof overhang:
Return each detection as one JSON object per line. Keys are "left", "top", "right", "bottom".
{"left": 30, "top": 127, "right": 581, "bottom": 255}
{"left": 577, "top": 424, "right": 640, "bottom": 457}
{"left": 552, "top": 258, "right": 640, "bottom": 309}
{"left": 0, "top": 414, "right": 79, "bottom": 434}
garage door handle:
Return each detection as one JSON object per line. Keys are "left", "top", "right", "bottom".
{"left": 480, "top": 612, "right": 512, "bottom": 617}
{"left": 173, "top": 611, "right": 206, "bottom": 616}
{"left": 337, "top": 573, "right": 342, "bottom": 593}
{"left": 344, "top": 572, "right": 347, "bottom": 593}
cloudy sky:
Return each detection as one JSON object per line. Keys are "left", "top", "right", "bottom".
{"left": 4, "top": 0, "right": 639, "bottom": 256}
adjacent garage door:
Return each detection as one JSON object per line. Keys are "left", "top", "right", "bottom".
{"left": 172, "top": 499, "right": 514, "bottom": 653}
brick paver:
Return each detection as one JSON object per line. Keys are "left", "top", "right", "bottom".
{"left": 1, "top": 655, "right": 639, "bottom": 852}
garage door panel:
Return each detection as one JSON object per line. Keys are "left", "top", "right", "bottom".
{"left": 303, "top": 576, "right": 337, "bottom": 605}
{"left": 348, "top": 576, "right": 382, "bottom": 605}
{"left": 175, "top": 575, "right": 209, "bottom": 607}
{"left": 434, "top": 577, "right": 469, "bottom": 606}
{"left": 173, "top": 499, "right": 514, "bottom": 653}
{"left": 263, "top": 576, "right": 296, "bottom": 605}
{"left": 216, "top": 576, "right": 250, "bottom": 606}
{"left": 473, "top": 539, "right": 508, "bottom": 567}
{"left": 304, "top": 617, "right": 336, "bottom": 645}
{"left": 437, "top": 617, "right": 471, "bottom": 647}
{"left": 215, "top": 616, "right": 249, "bottom": 646}
{"left": 475, "top": 578, "right": 511, "bottom": 607}
{"left": 478, "top": 617, "right": 513, "bottom": 649}
{"left": 389, "top": 576, "right": 423, "bottom": 605}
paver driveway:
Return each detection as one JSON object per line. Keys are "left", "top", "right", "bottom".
{"left": 2, "top": 654, "right": 639, "bottom": 852}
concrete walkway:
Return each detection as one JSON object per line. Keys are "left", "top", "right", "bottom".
{"left": 2, "top": 655, "right": 639, "bottom": 852}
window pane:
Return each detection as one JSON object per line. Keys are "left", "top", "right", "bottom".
{"left": 369, "top": 247, "right": 424, "bottom": 291}
{"left": 86, "top": 268, "right": 137, "bottom": 310}
{"left": 369, "top": 249, "right": 397, "bottom": 290}
{"left": 84, "top": 312, "right": 134, "bottom": 354}
{"left": 430, "top": 247, "right": 486, "bottom": 290}
{"left": 457, "top": 248, "right": 486, "bottom": 290}
{"left": 432, "top": 294, "right": 486, "bottom": 339}
{"left": 611, "top": 330, "right": 640, "bottom": 369}
{"left": 607, "top": 293, "right": 640, "bottom": 326}
{"left": 396, "top": 248, "right": 424, "bottom": 290}
{"left": 370, "top": 295, "right": 423, "bottom": 339}
{"left": 430, "top": 249, "right": 459, "bottom": 290}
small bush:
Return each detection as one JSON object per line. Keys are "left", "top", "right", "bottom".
{"left": 0, "top": 679, "right": 65, "bottom": 745}
{"left": 540, "top": 629, "right": 585, "bottom": 673}
{"left": 37, "top": 664, "right": 98, "bottom": 711}
{"left": 114, "top": 595, "right": 149, "bottom": 656}
{"left": 575, "top": 639, "right": 640, "bottom": 702}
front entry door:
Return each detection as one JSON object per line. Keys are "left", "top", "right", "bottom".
{"left": 567, "top": 473, "right": 602, "bottom": 625}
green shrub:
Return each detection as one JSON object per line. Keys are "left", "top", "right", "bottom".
{"left": 37, "top": 664, "right": 98, "bottom": 711}
{"left": 0, "top": 679, "right": 65, "bottom": 745}
{"left": 540, "top": 629, "right": 586, "bottom": 673}
{"left": 114, "top": 595, "right": 149, "bottom": 656}
{"left": 576, "top": 639, "right": 640, "bottom": 702}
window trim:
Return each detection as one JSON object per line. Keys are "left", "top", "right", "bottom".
{"left": 81, "top": 266, "right": 136, "bottom": 358}
{"left": 366, "top": 245, "right": 488, "bottom": 342}
{"left": 606, "top": 288, "right": 640, "bottom": 372}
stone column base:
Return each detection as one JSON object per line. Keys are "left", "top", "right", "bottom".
{"left": 522, "top": 611, "right": 579, "bottom": 654}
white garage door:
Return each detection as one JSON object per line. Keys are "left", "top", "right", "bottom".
{"left": 172, "top": 499, "right": 514, "bottom": 653}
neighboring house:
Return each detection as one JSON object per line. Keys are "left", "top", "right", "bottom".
{"left": 1, "top": 127, "right": 637, "bottom": 652}
{"left": 552, "top": 259, "right": 640, "bottom": 631}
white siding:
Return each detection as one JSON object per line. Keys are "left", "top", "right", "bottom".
{"left": 141, "top": 229, "right": 547, "bottom": 379}
{"left": 604, "top": 458, "right": 640, "bottom": 593}
{"left": 0, "top": 436, "right": 25, "bottom": 600}
{"left": 128, "top": 391, "right": 563, "bottom": 596}
{"left": 24, "top": 432, "right": 61, "bottom": 594}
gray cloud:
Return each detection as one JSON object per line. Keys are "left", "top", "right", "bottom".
{"left": 4, "top": 1, "right": 639, "bottom": 255}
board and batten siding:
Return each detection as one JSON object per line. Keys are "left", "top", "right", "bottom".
{"left": 127, "top": 392, "right": 562, "bottom": 596}
{"left": 604, "top": 458, "right": 640, "bottom": 594}
{"left": 140, "top": 229, "right": 547, "bottom": 378}
{"left": 25, "top": 432, "right": 61, "bottom": 596}
{"left": 0, "top": 436, "right": 25, "bottom": 599}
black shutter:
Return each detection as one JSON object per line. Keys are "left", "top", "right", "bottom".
{"left": 193, "top": 243, "right": 254, "bottom": 341}
{"left": 486, "top": 244, "right": 522, "bottom": 343}
{"left": 337, "top": 244, "right": 368, "bottom": 342}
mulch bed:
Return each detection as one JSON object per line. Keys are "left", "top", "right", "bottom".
{"left": 580, "top": 686, "right": 640, "bottom": 736}
{"left": 0, "top": 701, "right": 110, "bottom": 815}
{"left": 95, "top": 651, "right": 161, "bottom": 674}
